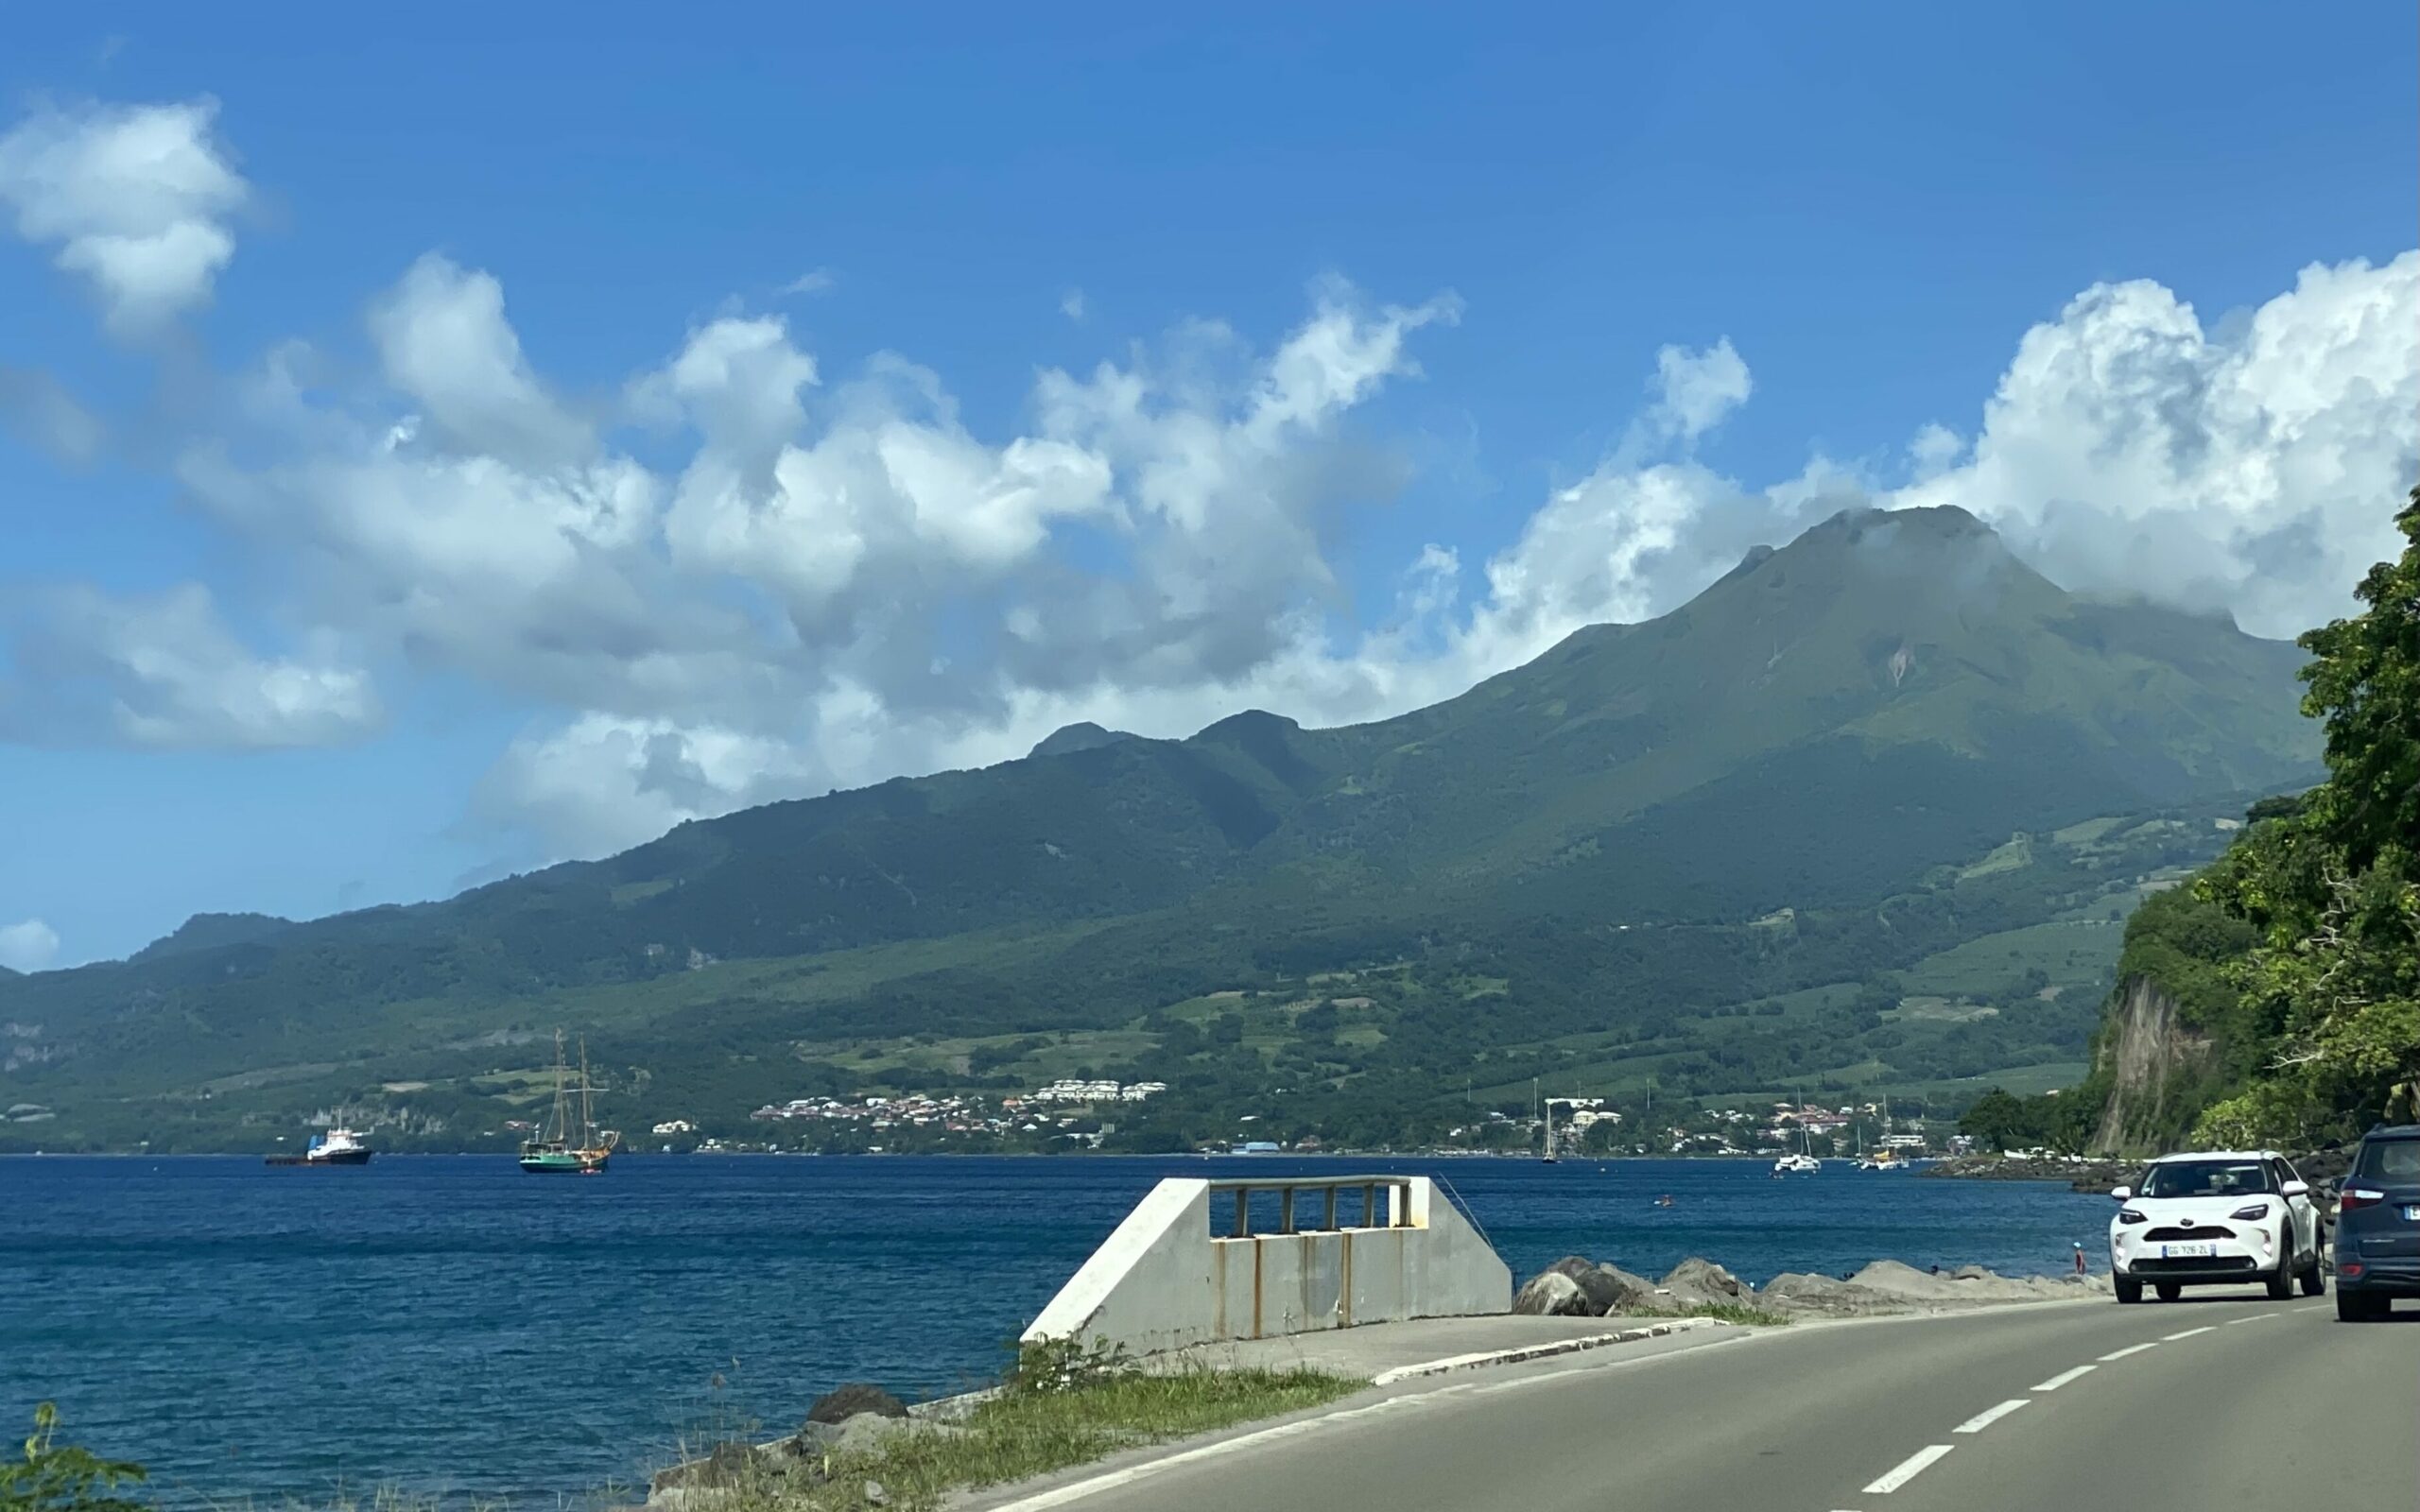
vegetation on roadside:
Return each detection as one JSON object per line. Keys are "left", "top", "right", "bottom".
{"left": 3, "top": 1404, "right": 146, "bottom": 1512}
{"left": 687, "top": 1339, "right": 1360, "bottom": 1512}
{"left": 1680, "top": 1302, "right": 1791, "bottom": 1328}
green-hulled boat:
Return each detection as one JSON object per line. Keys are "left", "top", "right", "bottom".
{"left": 520, "top": 1031, "right": 618, "bottom": 1175}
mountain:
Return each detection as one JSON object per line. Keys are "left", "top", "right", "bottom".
{"left": 0, "top": 506, "right": 2324, "bottom": 1150}
{"left": 130, "top": 913, "right": 295, "bottom": 964}
{"left": 1029, "top": 722, "right": 1140, "bottom": 758}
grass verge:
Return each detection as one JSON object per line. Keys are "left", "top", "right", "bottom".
{"left": 675, "top": 1356, "right": 1362, "bottom": 1512}
{"left": 1680, "top": 1302, "right": 1792, "bottom": 1327}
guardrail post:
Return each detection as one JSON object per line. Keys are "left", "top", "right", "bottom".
{"left": 1364, "top": 1183, "right": 1377, "bottom": 1228}
{"left": 1279, "top": 1187, "right": 1296, "bottom": 1235}
{"left": 1235, "top": 1187, "right": 1251, "bottom": 1238}
{"left": 1322, "top": 1186, "right": 1338, "bottom": 1231}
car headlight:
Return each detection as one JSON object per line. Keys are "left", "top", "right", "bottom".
{"left": 2117, "top": 1209, "right": 2148, "bottom": 1225}
{"left": 2229, "top": 1202, "right": 2271, "bottom": 1221}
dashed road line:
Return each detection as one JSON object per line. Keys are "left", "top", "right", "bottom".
{"left": 2292, "top": 1303, "right": 2329, "bottom": 1314}
{"left": 1952, "top": 1399, "right": 2029, "bottom": 1434}
{"left": 2162, "top": 1325, "right": 2215, "bottom": 1341}
{"left": 2098, "top": 1341, "right": 2159, "bottom": 1361}
{"left": 2031, "top": 1365, "right": 2096, "bottom": 1392}
{"left": 1863, "top": 1444, "right": 1955, "bottom": 1495}
{"left": 2224, "top": 1313, "right": 2279, "bottom": 1326}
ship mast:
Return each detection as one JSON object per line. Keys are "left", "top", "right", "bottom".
{"left": 549, "top": 1029, "right": 571, "bottom": 1144}
{"left": 578, "top": 1036, "right": 594, "bottom": 1147}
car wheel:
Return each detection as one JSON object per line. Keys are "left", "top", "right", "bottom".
{"left": 2155, "top": 1281, "right": 2181, "bottom": 1302}
{"left": 2265, "top": 1233, "right": 2294, "bottom": 1299}
{"left": 2115, "top": 1275, "right": 2142, "bottom": 1305}
{"left": 2298, "top": 1246, "right": 2325, "bottom": 1297}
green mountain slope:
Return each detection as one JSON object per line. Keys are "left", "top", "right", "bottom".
{"left": 0, "top": 506, "right": 2324, "bottom": 1149}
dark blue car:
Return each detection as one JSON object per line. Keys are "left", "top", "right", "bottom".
{"left": 2334, "top": 1124, "right": 2420, "bottom": 1321}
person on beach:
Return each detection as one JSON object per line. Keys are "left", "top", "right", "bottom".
{"left": 2072, "top": 1242, "right": 2087, "bottom": 1275}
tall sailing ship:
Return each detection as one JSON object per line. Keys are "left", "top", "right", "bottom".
{"left": 520, "top": 1032, "right": 618, "bottom": 1174}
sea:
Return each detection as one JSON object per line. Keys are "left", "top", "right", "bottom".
{"left": 1, "top": 1154, "right": 2106, "bottom": 1504}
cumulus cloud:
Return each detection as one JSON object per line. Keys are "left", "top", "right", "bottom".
{"left": 0, "top": 584, "right": 379, "bottom": 748}
{"left": 1894, "top": 252, "right": 2420, "bottom": 638}
{"left": 367, "top": 254, "right": 591, "bottom": 466}
{"left": 0, "top": 98, "right": 248, "bottom": 334}
{"left": 780, "top": 267, "right": 836, "bottom": 297}
{"left": 0, "top": 919, "right": 60, "bottom": 973}
{"left": 1643, "top": 336, "right": 1752, "bottom": 445}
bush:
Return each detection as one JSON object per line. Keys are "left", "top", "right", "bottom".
{"left": 2, "top": 1404, "right": 147, "bottom": 1512}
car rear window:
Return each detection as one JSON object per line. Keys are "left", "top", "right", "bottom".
{"left": 2354, "top": 1139, "right": 2420, "bottom": 1182}
{"left": 2140, "top": 1160, "right": 2273, "bottom": 1198}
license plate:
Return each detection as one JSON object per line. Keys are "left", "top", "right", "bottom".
{"left": 2160, "top": 1243, "right": 2219, "bottom": 1259}
{"left": 2404, "top": 1206, "right": 2420, "bottom": 1222}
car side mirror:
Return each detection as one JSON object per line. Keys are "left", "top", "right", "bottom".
{"left": 2282, "top": 1179, "right": 2309, "bottom": 1198}
{"left": 2110, "top": 1185, "right": 2131, "bottom": 1200}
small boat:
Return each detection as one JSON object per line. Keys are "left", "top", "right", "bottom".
{"left": 1772, "top": 1152, "right": 1822, "bottom": 1175}
{"left": 266, "top": 1126, "right": 374, "bottom": 1166}
{"left": 520, "top": 1031, "right": 618, "bottom": 1175}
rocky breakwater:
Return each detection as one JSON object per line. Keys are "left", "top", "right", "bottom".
{"left": 1513, "top": 1254, "right": 2106, "bottom": 1320}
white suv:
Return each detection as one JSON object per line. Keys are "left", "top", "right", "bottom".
{"left": 2107, "top": 1150, "right": 2325, "bottom": 1304}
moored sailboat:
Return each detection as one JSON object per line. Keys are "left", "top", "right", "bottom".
{"left": 520, "top": 1032, "right": 617, "bottom": 1174}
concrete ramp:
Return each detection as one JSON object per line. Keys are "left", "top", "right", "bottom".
{"left": 1024, "top": 1175, "right": 1512, "bottom": 1356}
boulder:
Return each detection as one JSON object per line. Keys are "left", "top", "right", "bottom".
{"left": 833, "top": 1413, "right": 910, "bottom": 1460}
{"left": 1547, "top": 1254, "right": 1599, "bottom": 1284}
{"left": 1578, "top": 1258, "right": 1655, "bottom": 1306}
{"left": 805, "top": 1383, "right": 909, "bottom": 1425}
{"left": 650, "top": 1441, "right": 768, "bottom": 1494}
{"left": 1512, "top": 1270, "right": 1588, "bottom": 1315}
{"left": 1658, "top": 1258, "right": 1746, "bottom": 1309}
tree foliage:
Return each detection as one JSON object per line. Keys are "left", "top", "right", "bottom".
{"left": 2193, "top": 488, "right": 2420, "bottom": 1143}
{"left": 1, "top": 1404, "right": 147, "bottom": 1512}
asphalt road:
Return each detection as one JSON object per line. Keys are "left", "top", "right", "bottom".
{"left": 975, "top": 1290, "right": 2416, "bottom": 1512}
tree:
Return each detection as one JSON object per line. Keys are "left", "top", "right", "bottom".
{"left": 2195, "top": 487, "right": 2420, "bottom": 1141}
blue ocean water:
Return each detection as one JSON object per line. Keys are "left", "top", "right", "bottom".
{"left": 1, "top": 1154, "right": 2104, "bottom": 1503}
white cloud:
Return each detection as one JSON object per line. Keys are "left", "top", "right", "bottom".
{"left": 0, "top": 919, "right": 60, "bottom": 973}
{"left": 0, "top": 98, "right": 247, "bottom": 335}
{"left": 367, "top": 254, "right": 591, "bottom": 465}
{"left": 1060, "top": 288, "right": 1087, "bottom": 322}
{"left": 1, "top": 583, "right": 379, "bottom": 748}
{"left": 1645, "top": 337, "right": 1752, "bottom": 445}
{"left": 1893, "top": 252, "right": 2420, "bottom": 638}
{"left": 476, "top": 713, "right": 823, "bottom": 858}
{"left": 781, "top": 267, "right": 836, "bottom": 297}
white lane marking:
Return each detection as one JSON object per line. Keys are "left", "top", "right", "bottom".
{"left": 2031, "top": 1365, "right": 2097, "bottom": 1392}
{"left": 1863, "top": 1444, "right": 1956, "bottom": 1494}
{"left": 2225, "top": 1313, "right": 2279, "bottom": 1326}
{"left": 2098, "top": 1342, "right": 2159, "bottom": 1361}
{"left": 2293, "top": 1303, "right": 2329, "bottom": 1314}
{"left": 1952, "top": 1399, "right": 2029, "bottom": 1434}
{"left": 2162, "top": 1325, "right": 2215, "bottom": 1341}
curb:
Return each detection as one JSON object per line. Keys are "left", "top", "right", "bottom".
{"left": 1368, "top": 1317, "right": 1722, "bottom": 1386}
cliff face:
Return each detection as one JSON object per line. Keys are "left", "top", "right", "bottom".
{"left": 2090, "top": 974, "right": 2216, "bottom": 1154}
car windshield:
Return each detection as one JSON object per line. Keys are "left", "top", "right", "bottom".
{"left": 2140, "top": 1160, "right": 2273, "bottom": 1198}
{"left": 2355, "top": 1140, "right": 2420, "bottom": 1182}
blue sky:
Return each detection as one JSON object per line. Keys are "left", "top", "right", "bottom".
{"left": 2, "top": 5, "right": 2415, "bottom": 969}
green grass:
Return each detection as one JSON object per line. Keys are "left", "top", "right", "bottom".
{"left": 1684, "top": 1302, "right": 1792, "bottom": 1328}
{"left": 681, "top": 1366, "right": 1363, "bottom": 1512}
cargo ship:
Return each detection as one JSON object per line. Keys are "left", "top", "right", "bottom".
{"left": 265, "top": 1126, "right": 374, "bottom": 1166}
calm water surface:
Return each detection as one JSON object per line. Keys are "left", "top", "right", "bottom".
{"left": 2, "top": 1154, "right": 2105, "bottom": 1503}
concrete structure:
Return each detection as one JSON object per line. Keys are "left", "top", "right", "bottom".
{"left": 1023, "top": 1175, "right": 1512, "bottom": 1356}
